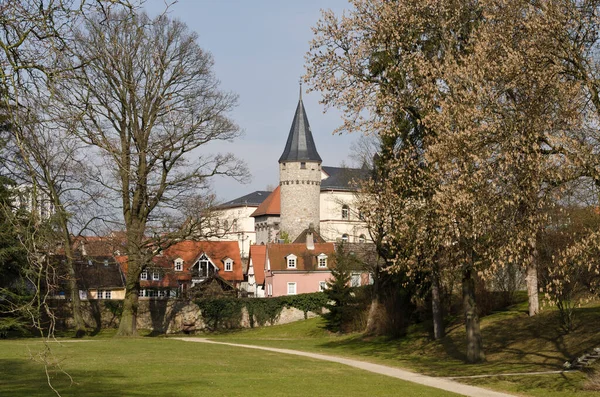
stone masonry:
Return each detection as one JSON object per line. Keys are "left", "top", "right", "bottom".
{"left": 279, "top": 161, "right": 321, "bottom": 241}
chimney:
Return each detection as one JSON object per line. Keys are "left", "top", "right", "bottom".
{"left": 306, "top": 224, "right": 315, "bottom": 250}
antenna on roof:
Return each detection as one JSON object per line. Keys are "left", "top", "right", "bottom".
{"left": 299, "top": 78, "right": 302, "bottom": 101}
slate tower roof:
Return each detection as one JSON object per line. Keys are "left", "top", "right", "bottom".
{"left": 278, "top": 87, "right": 322, "bottom": 163}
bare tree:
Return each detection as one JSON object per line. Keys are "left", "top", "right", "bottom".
{"left": 55, "top": 10, "right": 247, "bottom": 336}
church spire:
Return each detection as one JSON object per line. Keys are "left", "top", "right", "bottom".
{"left": 278, "top": 84, "right": 322, "bottom": 163}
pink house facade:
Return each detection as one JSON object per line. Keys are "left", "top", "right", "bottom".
{"left": 263, "top": 242, "right": 336, "bottom": 297}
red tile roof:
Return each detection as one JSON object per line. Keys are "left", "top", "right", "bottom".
{"left": 248, "top": 245, "right": 266, "bottom": 284}
{"left": 266, "top": 243, "right": 335, "bottom": 271}
{"left": 117, "top": 241, "right": 243, "bottom": 289}
{"left": 250, "top": 186, "right": 280, "bottom": 217}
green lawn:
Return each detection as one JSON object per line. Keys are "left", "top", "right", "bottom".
{"left": 0, "top": 337, "right": 458, "bottom": 397}
{"left": 207, "top": 301, "right": 600, "bottom": 397}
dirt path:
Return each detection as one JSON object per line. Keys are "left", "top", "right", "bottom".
{"left": 173, "top": 337, "right": 517, "bottom": 397}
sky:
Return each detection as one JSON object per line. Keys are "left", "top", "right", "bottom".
{"left": 142, "top": 0, "right": 358, "bottom": 202}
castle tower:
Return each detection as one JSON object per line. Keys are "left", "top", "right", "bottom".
{"left": 278, "top": 86, "right": 322, "bottom": 242}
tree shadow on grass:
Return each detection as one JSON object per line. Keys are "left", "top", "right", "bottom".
{"left": 311, "top": 305, "right": 600, "bottom": 377}
{"left": 0, "top": 358, "right": 134, "bottom": 397}
{"left": 0, "top": 357, "right": 222, "bottom": 397}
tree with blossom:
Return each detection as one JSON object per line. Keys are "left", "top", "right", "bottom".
{"left": 307, "top": 0, "right": 585, "bottom": 362}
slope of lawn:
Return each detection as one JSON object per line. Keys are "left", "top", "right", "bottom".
{"left": 207, "top": 299, "right": 600, "bottom": 397}
{"left": 0, "top": 337, "right": 459, "bottom": 397}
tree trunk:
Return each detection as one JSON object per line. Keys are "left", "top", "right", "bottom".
{"left": 365, "top": 266, "right": 383, "bottom": 335}
{"left": 431, "top": 269, "right": 444, "bottom": 340}
{"left": 365, "top": 297, "right": 382, "bottom": 335}
{"left": 117, "top": 282, "right": 139, "bottom": 336}
{"left": 463, "top": 254, "right": 484, "bottom": 363}
{"left": 66, "top": 260, "right": 86, "bottom": 337}
{"left": 526, "top": 256, "right": 539, "bottom": 317}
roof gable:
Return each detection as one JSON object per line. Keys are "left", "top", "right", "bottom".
{"left": 250, "top": 186, "right": 281, "bottom": 217}
{"left": 248, "top": 245, "right": 266, "bottom": 284}
{"left": 151, "top": 240, "right": 244, "bottom": 283}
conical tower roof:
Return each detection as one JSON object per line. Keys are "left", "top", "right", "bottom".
{"left": 278, "top": 88, "right": 322, "bottom": 163}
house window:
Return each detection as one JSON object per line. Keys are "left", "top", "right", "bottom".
{"left": 158, "top": 290, "right": 167, "bottom": 298}
{"left": 286, "top": 254, "right": 297, "bottom": 269}
{"left": 105, "top": 290, "right": 112, "bottom": 299}
{"left": 97, "top": 290, "right": 104, "bottom": 299}
{"left": 319, "top": 281, "right": 327, "bottom": 292}
{"left": 152, "top": 271, "right": 160, "bottom": 281}
{"left": 351, "top": 273, "right": 361, "bottom": 287}
{"left": 139, "top": 289, "right": 145, "bottom": 297}
{"left": 359, "top": 234, "right": 366, "bottom": 243}
{"left": 317, "top": 254, "right": 328, "bottom": 268}
{"left": 341, "top": 234, "right": 349, "bottom": 243}
{"left": 287, "top": 282, "right": 297, "bottom": 295}
{"left": 224, "top": 259, "right": 233, "bottom": 272}
{"left": 301, "top": 162, "right": 306, "bottom": 169}
{"left": 175, "top": 258, "right": 183, "bottom": 272}
{"left": 79, "top": 290, "right": 88, "bottom": 300}
{"left": 140, "top": 269, "right": 148, "bottom": 280}
{"left": 267, "top": 283, "right": 273, "bottom": 296}
{"left": 104, "top": 259, "right": 109, "bottom": 266}
{"left": 342, "top": 205, "right": 349, "bottom": 220}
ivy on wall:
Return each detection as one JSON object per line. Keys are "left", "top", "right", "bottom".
{"left": 196, "top": 292, "right": 328, "bottom": 331}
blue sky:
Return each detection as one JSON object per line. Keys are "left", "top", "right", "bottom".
{"left": 142, "top": 0, "right": 357, "bottom": 202}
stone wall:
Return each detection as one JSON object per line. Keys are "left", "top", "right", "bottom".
{"left": 54, "top": 299, "right": 320, "bottom": 334}
{"left": 279, "top": 161, "right": 321, "bottom": 241}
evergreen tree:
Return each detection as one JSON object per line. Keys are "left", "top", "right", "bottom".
{"left": 323, "top": 244, "right": 358, "bottom": 332}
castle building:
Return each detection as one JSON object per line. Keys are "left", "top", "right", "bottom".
{"left": 212, "top": 87, "right": 371, "bottom": 255}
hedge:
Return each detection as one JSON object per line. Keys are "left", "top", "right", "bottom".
{"left": 195, "top": 292, "right": 328, "bottom": 331}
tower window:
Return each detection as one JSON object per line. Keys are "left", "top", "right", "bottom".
{"left": 342, "top": 205, "right": 349, "bottom": 220}
{"left": 301, "top": 162, "right": 306, "bottom": 169}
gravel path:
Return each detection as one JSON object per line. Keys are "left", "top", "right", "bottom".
{"left": 173, "top": 337, "right": 517, "bottom": 397}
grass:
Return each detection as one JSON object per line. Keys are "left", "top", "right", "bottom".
{"left": 0, "top": 336, "right": 459, "bottom": 397}
{"left": 206, "top": 299, "right": 600, "bottom": 397}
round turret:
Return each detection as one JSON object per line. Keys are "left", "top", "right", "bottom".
{"left": 278, "top": 89, "right": 322, "bottom": 242}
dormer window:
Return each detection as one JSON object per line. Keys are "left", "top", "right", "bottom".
{"left": 140, "top": 269, "right": 148, "bottom": 280}
{"left": 224, "top": 258, "right": 233, "bottom": 272}
{"left": 342, "top": 205, "right": 349, "bottom": 220}
{"left": 174, "top": 258, "right": 183, "bottom": 272}
{"left": 286, "top": 254, "right": 297, "bottom": 269}
{"left": 152, "top": 271, "right": 160, "bottom": 281}
{"left": 317, "top": 253, "right": 328, "bottom": 268}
